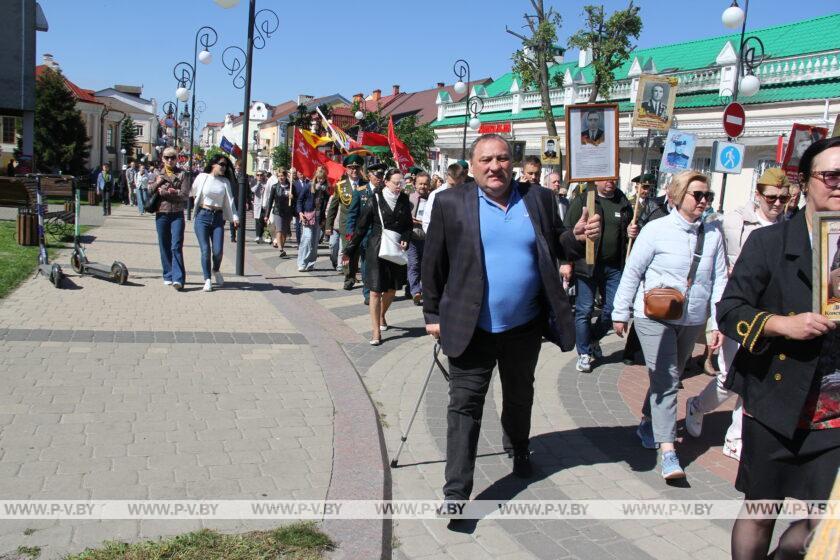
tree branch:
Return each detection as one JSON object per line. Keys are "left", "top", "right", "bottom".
{"left": 505, "top": 26, "right": 528, "bottom": 42}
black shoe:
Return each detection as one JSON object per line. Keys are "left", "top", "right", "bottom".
{"left": 622, "top": 358, "right": 634, "bottom": 365}
{"left": 343, "top": 279, "right": 355, "bottom": 290}
{"left": 279, "top": 250, "right": 287, "bottom": 257}
{"left": 512, "top": 453, "right": 533, "bottom": 478}
{"left": 364, "top": 297, "right": 370, "bottom": 306}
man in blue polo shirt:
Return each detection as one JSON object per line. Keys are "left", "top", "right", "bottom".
{"left": 423, "top": 134, "right": 600, "bottom": 506}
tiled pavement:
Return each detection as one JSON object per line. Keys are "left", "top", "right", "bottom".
{"left": 1, "top": 204, "right": 788, "bottom": 559}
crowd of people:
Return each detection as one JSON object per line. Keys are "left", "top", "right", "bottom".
{"left": 86, "top": 134, "right": 839, "bottom": 559}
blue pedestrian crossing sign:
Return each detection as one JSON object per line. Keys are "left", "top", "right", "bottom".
{"left": 712, "top": 140, "right": 745, "bottom": 174}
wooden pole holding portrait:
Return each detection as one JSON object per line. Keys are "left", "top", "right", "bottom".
{"left": 564, "top": 103, "right": 620, "bottom": 265}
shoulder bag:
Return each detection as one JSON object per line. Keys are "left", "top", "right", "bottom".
{"left": 376, "top": 195, "right": 408, "bottom": 266}
{"left": 144, "top": 187, "right": 161, "bottom": 213}
{"left": 643, "top": 223, "right": 705, "bottom": 321}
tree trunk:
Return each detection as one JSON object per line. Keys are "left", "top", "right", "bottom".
{"left": 587, "top": 78, "right": 600, "bottom": 102}
{"left": 537, "top": 54, "right": 557, "bottom": 136}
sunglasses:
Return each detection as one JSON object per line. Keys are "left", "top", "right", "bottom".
{"left": 810, "top": 170, "right": 840, "bottom": 188}
{"left": 371, "top": 171, "right": 385, "bottom": 178}
{"left": 163, "top": 155, "right": 176, "bottom": 160}
{"left": 760, "top": 193, "right": 791, "bottom": 205}
{"left": 687, "top": 191, "right": 714, "bottom": 203}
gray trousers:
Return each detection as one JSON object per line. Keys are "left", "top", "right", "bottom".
{"left": 635, "top": 317, "right": 704, "bottom": 444}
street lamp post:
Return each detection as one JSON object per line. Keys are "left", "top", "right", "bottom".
{"left": 718, "top": 0, "right": 766, "bottom": 210}
{"left": 452, "top": 59, "right": 473, "bottom": 160}
{"left": 189, "top": 27, "right": 218, "bottom": 173}
{"left": 161, "top": 101, "right": 177, "bottom": 149}
{"left": 219, "top": 0, "right": 279, "bottom": 276}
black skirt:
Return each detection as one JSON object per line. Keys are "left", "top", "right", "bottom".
{"left": 736, "top": 415, "right": 840, "bottom": 501}
{"left": 365, "top": 257, "right": 406, "bottom": 293}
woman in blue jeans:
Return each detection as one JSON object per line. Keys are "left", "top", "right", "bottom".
{"left": 150, "top": 148, "right": 190, "bottom": 290}
{"left": 190, "top": 154, "right": 239, "bottom": 292}
{"left": 295, "top": 166, "right": 328, "bottom": 272}
{"left": 612, "top": 170, "right": 727, "bottom": 480}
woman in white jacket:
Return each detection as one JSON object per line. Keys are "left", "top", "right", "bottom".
{"left": 612, "top": 170, "right": 727, "bottom": 480}
{"left": 190, "top": 154, "right": 239, "bottom": 292}
{"left": 684, "top": 168, "right": 790, "bottom": 461}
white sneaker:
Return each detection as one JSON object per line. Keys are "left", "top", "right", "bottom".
{"left": 685, "top": 396, "right": 703, "bottom": 438}
{"left": 213, "top": 271, "right": 224, "bottom": 287}
{"left": 203, "top": 279, "right": 213, "bottom": 292}
{"left": 163, "top": 280, "right": 173, "bottom": 286}
{"left": 576, "top": 354, "right": 593, "bottom": 373}
{"left": 172, "top": 282, "right": 183, "bottom": 291}
{"left": 253, "top": 237, "right": 261, "bottom": 243}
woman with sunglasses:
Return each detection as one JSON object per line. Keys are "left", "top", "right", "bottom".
{"left": 683, "top": 168, "right": 791, "bottom": 461}
{"left": 265, "top": 167, "right": 293, "bottom": 256}
{"left": 343, "top": 168, "right": 413, "bottom": 346}
{"left": 717, "top": 138, "right": 840, "bottom": 560}
{"left": 150, "top": 147, "right": 191, "bottom": 290}
{"left": 612, "top": 170, "right": 728, "bottom": 480}
{"left": 190, "top": 154, "right": 239, "bottom": 292}
{"left": 295, "top": 165, "right": 329, "bottom": 272}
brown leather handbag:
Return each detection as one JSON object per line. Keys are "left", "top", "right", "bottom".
{"left": 643, "top": 224, "right": 705, "bottom": 321}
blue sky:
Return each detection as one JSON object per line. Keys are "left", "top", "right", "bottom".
{"left": 36, "top": 0, "right": 839, "bottom": 132}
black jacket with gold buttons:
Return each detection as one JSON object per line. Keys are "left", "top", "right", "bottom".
{"left": 716, "top": 211, "right": 826, "bottom": 439}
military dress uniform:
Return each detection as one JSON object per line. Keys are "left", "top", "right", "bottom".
{"left": 717, "top": 210, "right": 840, "bottom": 502}
{"left": 326, "top": 176, "right": 355, "bottom": 269}
{"left": 345, "top": 175, "right": 375, "bottom": 301}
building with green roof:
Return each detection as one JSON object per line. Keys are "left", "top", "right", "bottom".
{"left": 432, "top": 14, "right": 840, "bottom": 210}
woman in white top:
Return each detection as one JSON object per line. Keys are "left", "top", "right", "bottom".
{"left": 612, "top": 170, "right": 728, "bottom": 480}
{"left": 135, "top": 165, "right": 149, "bottom": 215}
{"left": 684, "top": 168, "right": 791, "bottom": 461}
{"left": 190, "top": 154, "right": 239, "bottom": 292}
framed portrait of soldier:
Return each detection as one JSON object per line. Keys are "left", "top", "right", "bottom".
{"left": 813, "top": 212, "right": 840, "bottom": 322}
{"left": 784, "top": 123, "right": 829, "bottom": 172}
{"left": 511, "top": 141, "right": 526, "bottom": 166}
{"left": 564, "top": 103, "right": 619, "bottom": 182}
{"left": 632, "top": 74, "right": 678, "bottom": 131}
{"left": 541, "top": 136, "right": 561, "bottom": 166}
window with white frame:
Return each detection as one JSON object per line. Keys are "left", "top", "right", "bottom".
{"left": 134, "top": 124, "right": 144, "bottom": 137}
{"left": 2, "top": 117, "right": 16, "bottom": 144}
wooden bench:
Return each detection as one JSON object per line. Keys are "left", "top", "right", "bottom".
{"left": 0, "top": 176, "right": 76, "bottom": 242}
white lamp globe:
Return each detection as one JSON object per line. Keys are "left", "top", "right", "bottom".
{"left": 198, "top": 50, "right": 213, "bottom": 65}
{"left": 214, "top": 0, "right": 240, "bottom": 8}
{"left": 469, "top": 117, "right": 481, "bottom": 130}
{"left": 453, "top": 80, "right": 467, "bottom": 95}
{"left": 722, "top": 5, "right": 745, "bottom": 29}
{"left": 120, "top": 148, "right": 126, "bottom": 154}
{"left": 739, "top": 74, "right": 760, "bottom": 97}
{"left": 176, "top": 87, "right": 190, "bottom": 102}
{"left": 354, "top": 110, "right": 364, "bottom": 120}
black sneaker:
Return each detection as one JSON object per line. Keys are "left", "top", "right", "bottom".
{"left": 343, "top": 279, "right": 355, "bottom": 290}
{"left": 279, "top": 250, "right": 287, "bottom": 257}
{"left": 512, "top": 453, "right": 533, "bottom": 478}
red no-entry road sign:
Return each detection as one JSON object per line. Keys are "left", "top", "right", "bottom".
{"left": 723, "top": 102, "right": 746, "bottom": 138}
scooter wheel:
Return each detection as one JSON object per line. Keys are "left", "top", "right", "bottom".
{"left": 51, "top": 264, "right": 63, "bottom": 288}
{"left": 112, "top": 262, "right": 128, "bottom": 285}
{"left": 70, "top": 251, "right": 83, "bottom": 274}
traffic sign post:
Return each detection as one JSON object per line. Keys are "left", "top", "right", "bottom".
{"left": 723, "top": 102, "right": 746, "bottom": 138}
{"left": 713, "top": 141, "right": 746, "bottom": 174}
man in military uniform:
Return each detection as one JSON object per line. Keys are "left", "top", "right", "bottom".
{"left": 326, "top": 155, "right": 365, "bottom": 282}
{"left": 346, "top": 162, "right": 386, "bottom": 305}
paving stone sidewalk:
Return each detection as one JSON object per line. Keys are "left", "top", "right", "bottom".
{"left": 0, "top": 207, "right": 344, "bottom": 558}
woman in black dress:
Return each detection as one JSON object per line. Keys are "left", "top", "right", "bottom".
{"left": 717, "top": 136, "right": 840, "bottom": 559}
{"left": 344, "top": 168, "right": 413, "bottom": 345}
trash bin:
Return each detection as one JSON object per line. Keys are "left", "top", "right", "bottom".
{"left": 16, "top": 210, "right": 37, "bottom": 246}
{"left": 87, "top": 188, "right": 98, "bottom": 206}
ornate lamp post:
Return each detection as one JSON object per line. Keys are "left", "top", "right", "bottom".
{"left": 218, "top": 0, "right": 279, "bottom": 276}
{"left": 161, "top": 101, "right": 177, "bottom": 149}
{"left": 188, "top": 27, "right": 218, "bottom": 172}
{"left": 452, "top": 59, "right": 483, "bottom": 160}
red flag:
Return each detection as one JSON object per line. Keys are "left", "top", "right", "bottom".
{"left": 358, "top": 130, "right": 389, "bottom": 147}
{"left": 293, "top": 128, "right": 346, "bottom": 186}
{"left": 387, "top": 116, "right": 414, "bottom": 173}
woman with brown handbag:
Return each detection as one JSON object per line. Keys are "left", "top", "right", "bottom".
{"left": 611, "top": 170, "right": 728, "bottom": 480}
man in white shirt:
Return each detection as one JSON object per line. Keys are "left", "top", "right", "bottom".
{"left": 422, "top": 163, "right": 467, "bottom": 234}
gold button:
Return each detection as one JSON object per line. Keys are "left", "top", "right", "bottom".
{"left": 774, "top": 373, "right": 782, "bottom": 381}
{"left": 778, "top": 354, "right": 786, "bottom": 361}
{"left": 788, "top": 311, "right": 796, "bottom": 316}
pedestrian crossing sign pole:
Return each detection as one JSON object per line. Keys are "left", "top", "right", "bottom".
{"left": 712, "top": 141, "right": 745, "bottom": 174}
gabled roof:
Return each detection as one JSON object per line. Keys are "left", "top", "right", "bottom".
{"left": 382, "top": 79, "right": 493, "bottom": 124}
{"left": 35, "top": 65, "right": 103, "bottom": 105}
{"left": 205, "top": 121, "right": 224, "bottom": 128}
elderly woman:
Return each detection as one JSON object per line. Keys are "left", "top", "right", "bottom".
{"left": 343, "top": 168, "right": 413, "bottom": 346}
{"left": 684, "top": 168, "right": 791, "bottom": 461}
{"left": 718, "top": 137, "right": 840, "bottom": 560}
{"left": 612, "top": 170, "right": 728, "bottom": 479}
{"left": 150, "top": 147, "right": 191, "bottom": 290}
{"left": 190, "top": 154, "right": 239, "bottom": 292}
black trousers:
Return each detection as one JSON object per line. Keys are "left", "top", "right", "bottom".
{"left": 444, "top": 317, "right": 542, "bottom": 500}
{"left": 102, "top": 189, "right": 111, "bottom": 216}
{"left": 254, "top": 209, "right": 265, "bottom": 240}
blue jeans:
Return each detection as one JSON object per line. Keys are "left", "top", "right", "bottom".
{"left": 574, "top": 264, "right": 622, "bottom": 355}
{"left": 297, "top": 224, "right": 320, "bottom": 270}
{"left": 136, "top": 187, "right": 147, "bottom": 215}
{"left": 329, "top": 230, "right": 341, "bottom": 269}
{"left": 194, "top": 208, "right": 225, "bottom": 280}
{"left": 407, "top": 238, "right": 424, "bottom": 296}
{"left": 155, "top": 212, "right": 185, "bottom": 285}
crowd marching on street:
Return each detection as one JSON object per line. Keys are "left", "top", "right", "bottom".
{"left": 79, "top": 118, "right": 840, "bottom": 560}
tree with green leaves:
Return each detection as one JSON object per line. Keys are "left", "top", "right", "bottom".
{"left": 507, "top": 0, "right": 565, "bottom": 136}
{"left": 291, "top": 104, "right": 310, "bottom": 129}
{"left": 568, "top": 1, "right": 642, "bottom": 102}
{"left": 271, "top": 144, "right": 291, "bottom": 170}
{"left": 32, "top": 67, "right": 90, "bottom": 174}
{"left": 120, "top": 116, "right": 138, "bottom": 161}
{"left": 394, "top": 115, "right": 436, "bottom": 170}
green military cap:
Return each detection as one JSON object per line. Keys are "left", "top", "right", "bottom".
{"left": 757, "top": 167, "right": 790, "bottom": 188}
{"left": 631, "top": 173, "right": 656, "bottom": 185}
{"left": 408, "top": 166, "right": 424, "bottom": 174}
{"left": 342, "top": 154, "right": 364, "bottom": 167}
{"left": 455, "top": 160, "right": 469, "bottom": 170}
